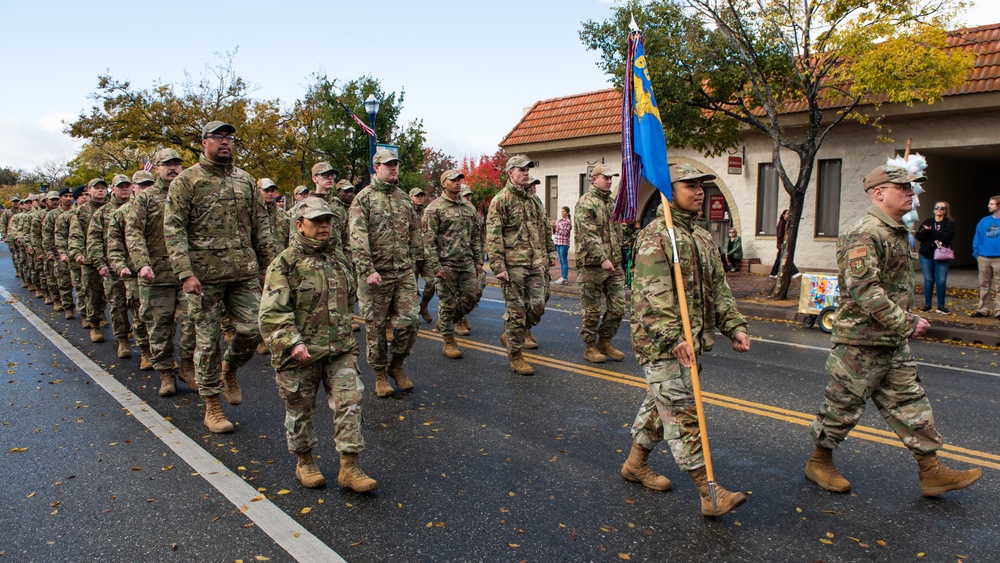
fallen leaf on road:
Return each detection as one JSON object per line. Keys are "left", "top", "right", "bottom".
{"left": 10, "top": 447, "right": 27, "bottom": 453}
{"left": 300, "top": 507, "right": 311, "bottom": 514}
{"left": 820, "top": 539, "right": 833, "bottom": 545}
{"left": 619, "top": 554, "right": 631, "bottom": 560}
{"left": 277, "top": 489, "right": 290, "bottom": 495}
{"left": 508, "top": 543, "right": 520, "bottom": 548}
{"left": 254, "top": 555, "right": 269, "bottom": 560}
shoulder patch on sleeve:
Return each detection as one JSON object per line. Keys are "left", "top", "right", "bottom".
{"left": 848, "top": 247, "right": 867, "bottom": 260}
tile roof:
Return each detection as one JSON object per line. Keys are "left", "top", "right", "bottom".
{"left": 500, "top": 22, "right": 1000, "bottom": 147}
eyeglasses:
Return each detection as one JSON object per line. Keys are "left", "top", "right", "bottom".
{"left": 933, "top": 206, "right": 946, "bottom": 210}
{"left": 205, "top": 134, "right": 235, "bottom": 142}
{"left": 878, "top": 184, "right": 914, "bottom": 192}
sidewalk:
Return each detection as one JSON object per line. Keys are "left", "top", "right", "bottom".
{"left": 485, "top": 265, "right": 1000, "bottom": 348}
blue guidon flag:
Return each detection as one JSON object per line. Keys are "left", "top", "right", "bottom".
{"left": 614, "top": 19, "right": 674, "bottom": 223}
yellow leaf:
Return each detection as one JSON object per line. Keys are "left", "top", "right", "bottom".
{"left": 250, "top": 494, "right": 265, "bottom": 502}
{"left": 27, "top": 491, "right": 35, "bottom": 498}
{"left": 619, "top": 554, "right": 631, "bottom": 560}
{"left": 826, "top": 532, "right": 834, "bottom": 538}
{"left": 508, "top": 543, "right": 520, "bottom": 548}
{"left": 293, "top": 533, "right": 300, "bottom": 538}
{"left": 300, "top": 507, "right": 312, "bottom": 514}
{"left": 917, "top": 553, "right": 925, "bottom": 558}
{"left": 423, "top": 420, "right": 434, "bottom": 426}
{"left": 161, "top": 466, "right": 174, "bottom": 471}
{"left": 795, "top": 507, "right": 802, "bottom": 513}
{"left": 820, "top": 539, "right": 833, "bottom": 545}
{"left": 346, "top": 503, "right": 353, "bottom": 508}
{"left": 10, "top": 447, "right": 27, "bottom": 452}
{"left": 255, "top": 557, "right": 270, "bottom": 561}
{"left": 277, "top": 489, "right": 291, "bottom": 495}
{"left": 317, "top": 499, "right": 324, "bottom": 504}
{"left": 426, "top": 522, "right": 433, "bottom": 528}
{"left": 435, "top": 522, "right": 446, "bottom": 528}
{"left": 876, "top": 540, "right": 888, "bottom": 547}
{"left": 397, "top": 503, "right": 403, "bottom": 509}
{"left": 508, "top": 491, "right": 515, "bottom": 497}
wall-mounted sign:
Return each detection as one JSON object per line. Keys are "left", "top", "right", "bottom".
{"left": 727, "top": 155, "right": 743, "bottom": 175}
{"left": 709, "top": 194, "right": 727, "bottom": 221}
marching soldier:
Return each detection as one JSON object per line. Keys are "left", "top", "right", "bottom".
{"left": 455, "top": 185, "right": 484, "bottom": 336}
{"left": 69, "top": 179, "right": 110, "bottom": 341}
{"left": 29, "top": 192, "right": 57, "bottom": 301}
{"left": 42, "top": 188, "right": 75, "bottom": 315}
{"left": 410, "top": 187, "right": 435, "bottom": 324}
{"left": 56, "top": 187, "right": 89, "bottom": 324}
{"left": 333, "top": 179, "right": 360, "bottom": 332}
{"left": 258, "top": 178, "right": 290, "bottom": 252}
{"left": 88, "top": 174, "right": 135, "bottom": 359}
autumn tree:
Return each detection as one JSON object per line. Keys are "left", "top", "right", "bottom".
{"left": 459, "top": 149, "right": 508, "bottom": 213}
{"left": 581, "top": 0, "right": 974, "bottom": 298}
{"left": 419, "top": 148, "right": 458, "bottom": 197}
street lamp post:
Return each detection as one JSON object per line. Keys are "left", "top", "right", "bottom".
{"left": 364, "top": 94, "right": 380, "bottom": 182}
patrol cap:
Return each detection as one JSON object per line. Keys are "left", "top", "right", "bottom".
{"left": 111, "top": 174, "right": 131, "bottom": 187}
{"left": 72, "top": 186, "right": 86, "bottom": 199}
{"left": 862, "top": 165, "right": 926, "bottom": 192}
{"left": 45, "top": 191, "right": 60, "bottom": 200}
{"left": 669, "top": 163, "right": 716, "bottom": 183}
{"left": 293, "top": 185, "right": 310, "bottom": 196}
{"left": 58, "top": 187, "right": 71, "bottom": 197}
{"left": 527, "top": 177, "right": 541, "bottom": 186}
{"left": 373, "top": 147, "right": 399, "bottom": 165}
{"left": 258, "top": 178, "right": 278, "bottom": 191}
{"left": 132, "top": 170, "right": 155, "bottom": 185}
{"left": 335, "top": 179, "right": 355, "bottom": 192}
{"left": 24, "top": 193, "right": 35, "bottom": 202}
{"left": 440, "top": 169, "right": 464, "bottom": 183}
{"left": 409, "top": 188, "right": 426, "bottom": 197}
{"left": 87, "top": 178, "right": 108, "bottom": 189}
{"left": 590, "top": 164, "right": 619, "bottom": 178}
{"left": 295, "top": 196, "right": 335, "bottom": 220}
{"left": 202, "top": 120, "right": 236, "bottom": 138}
{"left": 9, "top": 196, "right": 19, "bottom": 203}
{"left": 505, "top": 154, "right": 536, "bottom": 171}
{"left": 311, "top": 161, "right": 339, "bottom": 176}
{"left": 154, "top": 148, "right": 182, "bottom": 165}
{"left": 460, "top": 185, "right": 473, "bottom": 197}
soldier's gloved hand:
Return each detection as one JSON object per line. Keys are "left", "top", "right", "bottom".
{"left": 139, "top": 266, "right": 155, "bottom": 281}
{"left": 98, "top": 266, "right": 110, "bottom": 277}
{"left": 601, "top": 259, "right": 616, "bottom": 272}
{"left": 291, "top": 343, "right": 310, "bottom": 362}
{"left": 911, "top": 317, "right": 931, "bottom": 338}
{"left": 732, "top": 332, "right": 751, "bottom": 353}
{"left": 672, "top": 340, "right": 696, "bottom": 368}
{"left": 367, "top": 272, "right": 382, "bottom": 287}
{"left": 182, "top": 275, "right": 203, "bottom": 296}
{"left": 119, "top": 267, "right": 131, "bottom": 279}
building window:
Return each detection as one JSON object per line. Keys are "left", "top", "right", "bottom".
{"left": 756, "top": 163, "right": 779, "bottom": 236}
{"left": 545, "top": 176, "right": 559, "bottom": 220}
{"left": 815, "top": 159, "right": 841, "bottom": 238}
{"left": 579, "top": 173, "right": 587, "bottom": 197}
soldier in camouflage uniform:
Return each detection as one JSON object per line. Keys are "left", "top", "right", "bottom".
{"left": 28, "top": 192, "right": 57, "bottom": 301}
{"left": 258, "top": 178, "right": 290, "bottom": 252}
{"left": 106, "top": 171, "right": 155, "bottom": 371}
{"left": 422, "top": 170, "right": 483, "bottom": 359}
{"left": 259, "top": 197, "right": 376, "bottom": 493}
{"left": 574, "top": 164, "right": 628, "bottom": 364}
{"left": 164, "top": 121, "right": 275, "bottom": 433}
{"left": 350, "top": 147, "right": 422, "bottom": 398}
{"left": 410, "top": 187, "right": 436, "bottom": 324}
{"left": 334, "top": 179, "right": 360, "bottom": 332}
{"left": 70, "top": 179, "right": 110, "bottom": 341}
{"left": 455, "top": 185, "right": 484, "bottom": 336}
{"left": 485, "top": 155, "right": 556, "bottom": 376}
{"left": 57, "top": 188, "right": 89, "bottom": 324}
{"left": 43, "top": 188, "right": 75, "bottom": 316}
{"left": 127, "top": 149, "right": 197, "bottom": 397}
{"left": 805, "top": 164, "right": 983, "bottom": 498}
{"left": 15, "top": 198, "right": 37, "bottom": 286}
{"left": 624, "top": 164, "right": 750, "bottom": 517}
{"left": 38, "top": 191, "right": 62, "bottom": 307}
{"left": 1, "top": 197, "right": 19, "bottom": 277}
{"left": 88, "top": 174, "right": 135, "bottom": 359}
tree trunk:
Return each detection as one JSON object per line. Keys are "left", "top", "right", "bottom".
{"left": 770, "top": 189, "right": 807, "bottom": 300}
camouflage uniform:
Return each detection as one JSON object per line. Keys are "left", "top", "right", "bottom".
{"left": 259, "top": 228, "right": 365, "bottom": 454}
{"left": 55, "top": 205, "right": 86, "bottom": 319}
{"left": 485, "top": 179, "right": 556, "bottom": 355}
{"left": 69, "top": 198, "right": 108, "bottom": 327}
{"left": 28, "top": 205, "right": 49, "bottom": 296}
{"left": 42, "top": 205, "right": 73, "bottom": 310}
{"left": 106, "top": 196, "right": 150, "bottom": 350}
{"left": 329, "top": 193, "right": 358, "bottom": 313}
{"left": 629, "top": 206, "right": 747, "bottom": 470}
{"left": 349, "top": 176, "right": 422, "bottom": 370}
{"left": 422, "top": 192, "right": 483, "bottom": 337}
{"left": 9, "top": 210, "right": 27, "bottom": 282}
{"left": 574, "top": 185, "right": 626, "bottom": 344}
{"left": 266, "top": 200, "right": 290, "bottom": 253}
{"left": 127, "top": 179, "right": 196, "bottom": 371}
{"left": 163, "top": 155, "right": 274, "bottom": 396}
{"left": 808, "top": 205, "right": 943, "bottom": 454}
{"left": 413, "top": 198, "right": 436, "bottom": 314}
{"left": 88, "top": 195, "right": 132, "bottom": 340}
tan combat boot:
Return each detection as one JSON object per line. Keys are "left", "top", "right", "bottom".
{"left": 499, "top": 332, "right": 510, "bottom": 351}
{"left": 158, "top": 369, "right": 177, "bottom": 397}
{"left": 139, "top": 345, "right": 154, "bottom": 371}
{"left": 64, "top": 308, "right": 75, "bottom": 320}
{"left": 389, "top": 355, "right": 414, "bottom": 390}
{"left": 688, "top": 467, "right": 746, "bottom": 517}
{"left": 374, "top": 369, "right": 394, "bottom": 398}
{"left": 53, "top": 302, "right": 63, "bottom": 312}
{"left": 337, "top": 453, "right": 378, "bottom": 492}
{"left": 524, "top": 330, "right": 538, "bottom": 349}
{"left": 220, "top": 361, "right": 242, "bottom": 405}
{"left": 117, "top": 338, "right": 132, "bottom": 359}
{"left": 509, "top": 351, "right": 535, "bottom": 376}
{"left": 621, "top": 442, "right": 672, "bottom": 491}
{"left": 44, "top": 294, "right": 54, "bottom": 305}
{"left": 82, "top": 318, "right": 91, "bottom": 329}
{"left": 584, "top": 342, "right": 607, "bottom": 364}
{"left": 597, "top": 338, "right": 626, "bottom": 361}
{"left": 179, "top": 357, "right": 198, "bottom": 390}
{"left": 915, "top": 452, "right": 983, "bottom": 497}
{"left": 295, "top": 451, "right": 326, "bottom": 488}
{"left": 35, "top": 290, "right": 45, "bottom": 299}
{"left": 203, "top": 394, "right": 234, "bottom": 433}
{"left": 90, "top": 327, "right": 104, "bottom": 343}
{"left": 419, "top": 304, "right": 433, "bottom": 324}
{"left": 455, "top": 316, "right": 471, "bottom": 336}
{"left": 256, "top": 341, "right": 270, "bottom": 355}
{"left": 804, "top": 444, "right": 851, "bottom": 492}
{"left": 442, "top": 335, "right": 463, "bottom": 359}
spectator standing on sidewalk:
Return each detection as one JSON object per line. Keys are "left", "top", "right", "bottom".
{"left": 914, "top": 201, "right": 956, "bottom": 314}
{"left": 551, "top": 206, "right": 571, "bottom": 284}
{"left": 971, "top": 195, "right": 1000, "bottom": 318}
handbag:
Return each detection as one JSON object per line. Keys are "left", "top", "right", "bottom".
{"left": 933, "top": 245, "right": 955, "bottom": 261}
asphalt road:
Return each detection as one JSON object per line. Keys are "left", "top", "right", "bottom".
{"left": 1, "top": 246, "right": 998, "bottom": 563}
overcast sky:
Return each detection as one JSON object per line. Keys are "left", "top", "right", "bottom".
{"left": 1, "top": 0, "right": 998, "bottom": 172}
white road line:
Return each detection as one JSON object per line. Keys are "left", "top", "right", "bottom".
{"left": 752, "top": 335, "right": 1000, "bottom": 378}
{"left": 0, "top": 285, "right": 345, "bottom": 563}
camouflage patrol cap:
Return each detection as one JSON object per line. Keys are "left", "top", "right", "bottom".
{"left": 440, "top": 169, "right": 464, "bottom": 183}
{"left": 87, "top": 178, "right": 108, "bottom": 189}
{"left": 132, "top": 170, "right": 155, "bottom": 184}
{"left": 154, "top": 148, "right": 182, "bottom": 165}
{"left": 24, "top": 193, "right": 35, "bottom": 202}
{"left": 460, "top": 185, "right": 473, "bottom": 197}
{"left": 201, "top": 120, "right": 236, "bottom": 138}
{"left": 669, "top": 163, "right": 716, "bottom": 183}
{"left": 335, "top": 179, "right": 355, "bottom": 192}
{"left": 590, "top": 164, "right": 619, "bottom": 178}
{"left": 295, "top": 196, "right": 335, "bottom": 220}
{"left": 373, "top": 147, "right": 400, "bottom": 165}
{"left": 311, "top": 161, "right": 339, "bottom": 176}
{"left": 111, "top": 174, "right": 131, "bottom": 187}
{"left": 505, "top": 154, "right": 535, "bottom": 171}
{"left": 293, "top": 185, "right": 310, "bottom": 196}
{"left": 862, "top": 165, "right": 926, "bottom": 192}
{"left": 527, "top": 177, "right": 541, "bottom": 186}
{"left": 409, "top": 188, "right": 426, "bottom": 197}
{"left": 258, "top": 178, "right": 278, "bottom": 191}
{"left": 45, "top": 191, "right": 60, "bottom": 200}
{"left": 9, "top": 196, "right": 19, "bottom": 202}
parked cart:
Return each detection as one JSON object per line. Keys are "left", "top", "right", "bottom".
{"left": 798, "top": 274, "right": 840, "bottom": 333}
